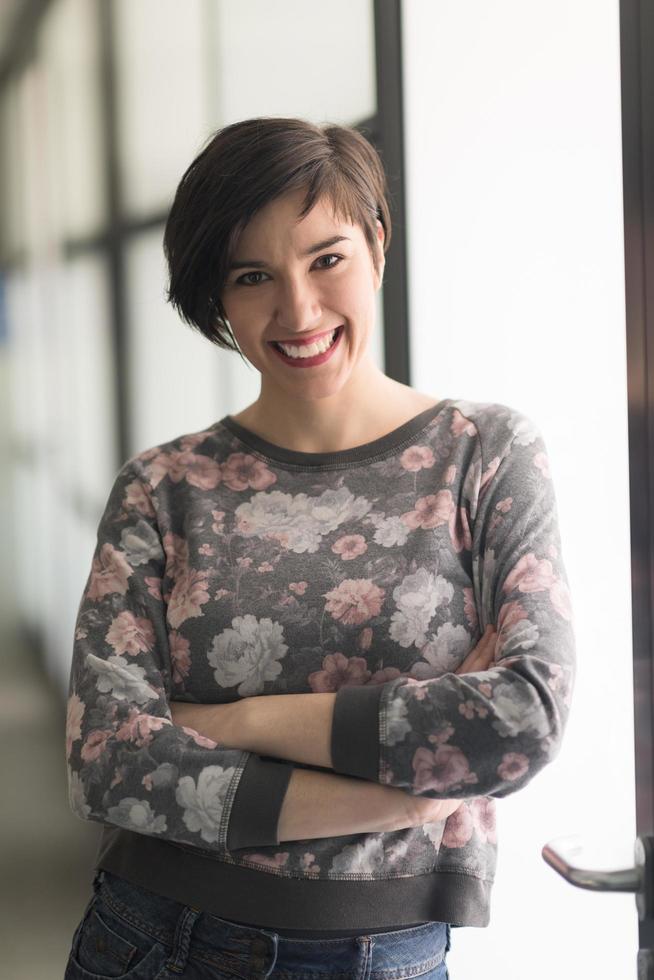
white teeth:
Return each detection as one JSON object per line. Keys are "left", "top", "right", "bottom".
{"left": 276, "top": 329, "right": 338, "bottom": 359}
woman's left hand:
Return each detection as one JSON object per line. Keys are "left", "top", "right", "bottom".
{"left": 169, "top": 700, "right": 242, "bottom": 747}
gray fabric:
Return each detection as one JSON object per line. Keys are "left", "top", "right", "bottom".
{"left": 68, "top": 397, "right": 576, "bottom": 931}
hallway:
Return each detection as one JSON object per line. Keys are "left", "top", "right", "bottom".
{"left": 0, "top": 622, "right": 100, "bottom": 977}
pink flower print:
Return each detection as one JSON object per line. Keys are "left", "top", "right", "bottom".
{"left": 429, "top": 723, "right": 455, "bottom": 746}
{"left": 142, "top": 773, "right": 154, "bottom": 790}
{"left": 87, "top": 543, "right": 132, "bottom": 600}
{"left": 458, "top": 700, "right": 475, "bottom": 720}
{"left": 258, "top": 562, "right": 274, "bottom": 573}
{"left": 479, "top": 456, "right": 501, "bottom": 498}
{"left": 444, "top": 464, "right": 457, "bottom": 485}
{"left": 236, "top": 556, "right": 253, "bottom": 568}
{"left": 534, "top": 451, "right": 550, "bottom": 478}
{"left": 449, "top": 505, "right": 472, "bottom": 554}
{"left": 179, "top": 432, "right": 211, "bottom": 452}
{"left": 211, "top": 509, "right": 226, "bottom": 533}
{"left": 181, "top": 726, "right": 218, "bottom": 748}
{"left": 463, "top": 588, "right": 479, "bottom": 631}
{"left": 289, "top": 581, "right": 307, "bottom": 595}
{"left": 143, "top": 451, "right": 179, "bottom": 489}
{"left": 441, "top": 803, "right": 474, "bottom": 848}
{"left": 401, "top": 490, "right": 455, "bottom": 530}
{"left": 478, "top": 681, "right": 493, "bottom": 698}
{"left": 144, "top": 575, "right": 163, "bottom": 601}
{"left": 164, "top": 450, "right": 223, "bottom": 490}
{"left": 106, "top": 610, "right": 155, "bottom": 657}
{"left": 547, "top": 662, "right": 564, "bottom": 692}
{"left": 66, "top": 693, "right": 85, "bottom": 757}
{"left": 412, "top": 744, "right": 478, "bottom": 794}
{"left": 308, "top": 652, "right": 371, "bottom": 692}
{"left": 170, "top": 631, "right": 191, "bottom": 685}
{"left": 550, "top": 577, "right": 574, "bottom": 621}
{"left": 110, "top": 767, "right": 125, "bottom": 788}
{"left": 124, "top": 479, "right": 156, "bottom": 518}
{"left": 470, "top": 797, "right": 497, "bottom": 843}
{"left": 81, "top": 729, "right": 112, "bottom": 763}
{"left": 504, "top": 553, "right": 557, "bottom": 594}
{"left": 368, "top": 665, "right": 402, "bottom": 684}
{"left": 400, "top": 444, "right": 436, "bottom": 472}
{"left": 221, "top": 453, "right": 277, "bottom": 492}
{"left": 497, "top": 752, "right": 530, "bottom": 782}
{"left": 167, "top": 569, "right": 211, "bottom": 629}
{"left": 198, "top": 543, "right": 215, "bottom": 557}
{"left": 162, "top": 532, "right": 190, "bottom": 580}
{"left": 332, "top": 534, "right": 367, "bottom": 560}
{"left": 323, "top": 579, "right": 385, "bottom": 626}
{"left": 215, "top": 588, "right": 233, "bottom": 600}
{"left": 496, "top": 497, "right": 513, "bottom": 514}
{"left": 358, "top": 627, "right": 372, "bottom": 650}
{"left": 451, "top": 410, "right": 477, "bottom": 439}
{"left": 116, "top": 711, "right": 171, "bottom": 746}
{"left": 240, "top": 852, "right": 289, "bottom": 869}
{"left": 300, "top": 853, "right": 320, "bottom": 874}
{"left": 496, "top": 601, "right": 529, "bottom": 655}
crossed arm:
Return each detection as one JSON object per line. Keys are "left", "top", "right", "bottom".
{"left": 169, "top": 626, "right": 499, "bottom": 771}
{"left": 170, "top": 692, "right": 336, "bottom": 769}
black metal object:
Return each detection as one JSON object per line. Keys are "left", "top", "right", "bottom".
{"left": 372, "top": 0, "right": 410, "bottom": 385}
{"left": 620, "top": 0, "right": 654, "bottom": 970}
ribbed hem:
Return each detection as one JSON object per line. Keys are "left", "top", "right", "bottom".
{"left": 331, "top": 683, "right": 383, "bottom": 780}
{"left": 96, "top": 828, "right": 492, "bottom": 929}
{"left": 226, "top": 754, "right": 295, "bottom": 850}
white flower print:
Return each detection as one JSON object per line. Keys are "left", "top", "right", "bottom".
{"left": 107, "top": 797, "right": 167, "bottom": 833}
{"left": 175, "top": 765, "right": 236, "bottom": 843}
{"left": 490, "top": 681, "right": 551, "bottom": 739}
{"left": 507, "top": 411, "right": 540, "bottom": 447}
{"left": 68, "top": 768, "right": 91, "bottom": 819}
{"left": 389, "top": 567, "right": 453, "bottom": 648}
{"left": 208, "top": 614, "right": 288, "bottom": 696}
{"left": 330, "top": 836, "right": 386, "bottom": 876}
{"left": 235, "top": 487, "right": 371, "bottom": 554}
{"left": 384, "top": 692, "right": 412, "bottom": 746}
{"left": 372, "top": 515, "right": 411, "bottom": 547}
{"left": 411, "top": 623, "right": 472, "bottom": 679}
{"left": 119, "top": 519, "right": 163, "bottom": 567}
{"left": 86, "top": 653, "right": 159, "bottom": 704}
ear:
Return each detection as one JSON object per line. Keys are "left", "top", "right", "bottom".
{"left": 375, "top": 219, "right": 386, "bottom": 288}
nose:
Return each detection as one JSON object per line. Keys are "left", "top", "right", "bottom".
{"left": 272, "top": 275, "right": 323, "bottom": 337}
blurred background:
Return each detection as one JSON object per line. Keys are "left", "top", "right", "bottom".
{"left": 0, "top": 0, "right": 641, "bottom": 977}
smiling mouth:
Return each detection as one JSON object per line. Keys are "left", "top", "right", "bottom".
{"left": 269, "top": 324, "right": 344, "bottom": 365}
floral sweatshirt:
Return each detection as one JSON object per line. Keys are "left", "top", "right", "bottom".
{"left": 65, "top": 396, "right": 576, "bottom": 934}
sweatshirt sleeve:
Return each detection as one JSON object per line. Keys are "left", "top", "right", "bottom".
{"left": 65, "top": 455, "right": 294, "bottom": 851}
{"left": 330, "top": 409, "right": 576, "bottom": 799}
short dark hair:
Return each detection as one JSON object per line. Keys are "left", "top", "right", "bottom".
{"left": 162, "top": 117, "right": 393, "bottom": 356}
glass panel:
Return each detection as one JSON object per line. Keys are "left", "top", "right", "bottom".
{"left": 125, "top": 228, "right": 231, "bottom": 456}
{"left": 113, "top": 0, "right": 209, "bottom": 217}
{"left": 403, "top": 1, "right": 634, "bottom": 976}
{"left": 38, "top": 0, "right": 105, "bottom": 240}
{"left": 206, "top": 0, "right": 376, "bottom": 127}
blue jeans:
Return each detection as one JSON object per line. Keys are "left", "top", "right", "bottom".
{"left": 64, "top": 868, "right": 452, "bottom": 979}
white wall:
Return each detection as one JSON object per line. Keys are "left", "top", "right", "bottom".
{"left": 402, "top": 2, "right": 636, "bottom": 977}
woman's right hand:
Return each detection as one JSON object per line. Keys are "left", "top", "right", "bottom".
{"left": 406, "top": 624, "right": 498, "bottom": 828}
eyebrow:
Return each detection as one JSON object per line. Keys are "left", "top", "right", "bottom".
{"left": 228, "top": 235, "right": 351, "bottom": 271}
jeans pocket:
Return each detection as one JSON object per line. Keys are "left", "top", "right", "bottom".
{"left": 68, "top": 895, "right": 168, "bottom": 980}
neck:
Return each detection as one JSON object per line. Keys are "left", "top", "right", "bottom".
{"left": 235, "top": 366, "right": 422, "bottom": 455}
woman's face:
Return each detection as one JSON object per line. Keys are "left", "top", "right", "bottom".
{"left": 220, "top": 187, "right": 385, "bottom": 403}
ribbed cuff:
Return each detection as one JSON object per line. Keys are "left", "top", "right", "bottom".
{"left": 330, "top": 683, "right": 384, "bottom": 781}
{"left": 226, "top": 753, "right": 295, "bottom": 850}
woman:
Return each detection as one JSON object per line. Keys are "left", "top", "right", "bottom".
{"left": 64, "top": 117, "right": 576, "bottom": 979}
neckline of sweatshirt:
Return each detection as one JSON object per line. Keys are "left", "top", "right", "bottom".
{"left": 215, "top": 397, "right": 452, "bottom": 470}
